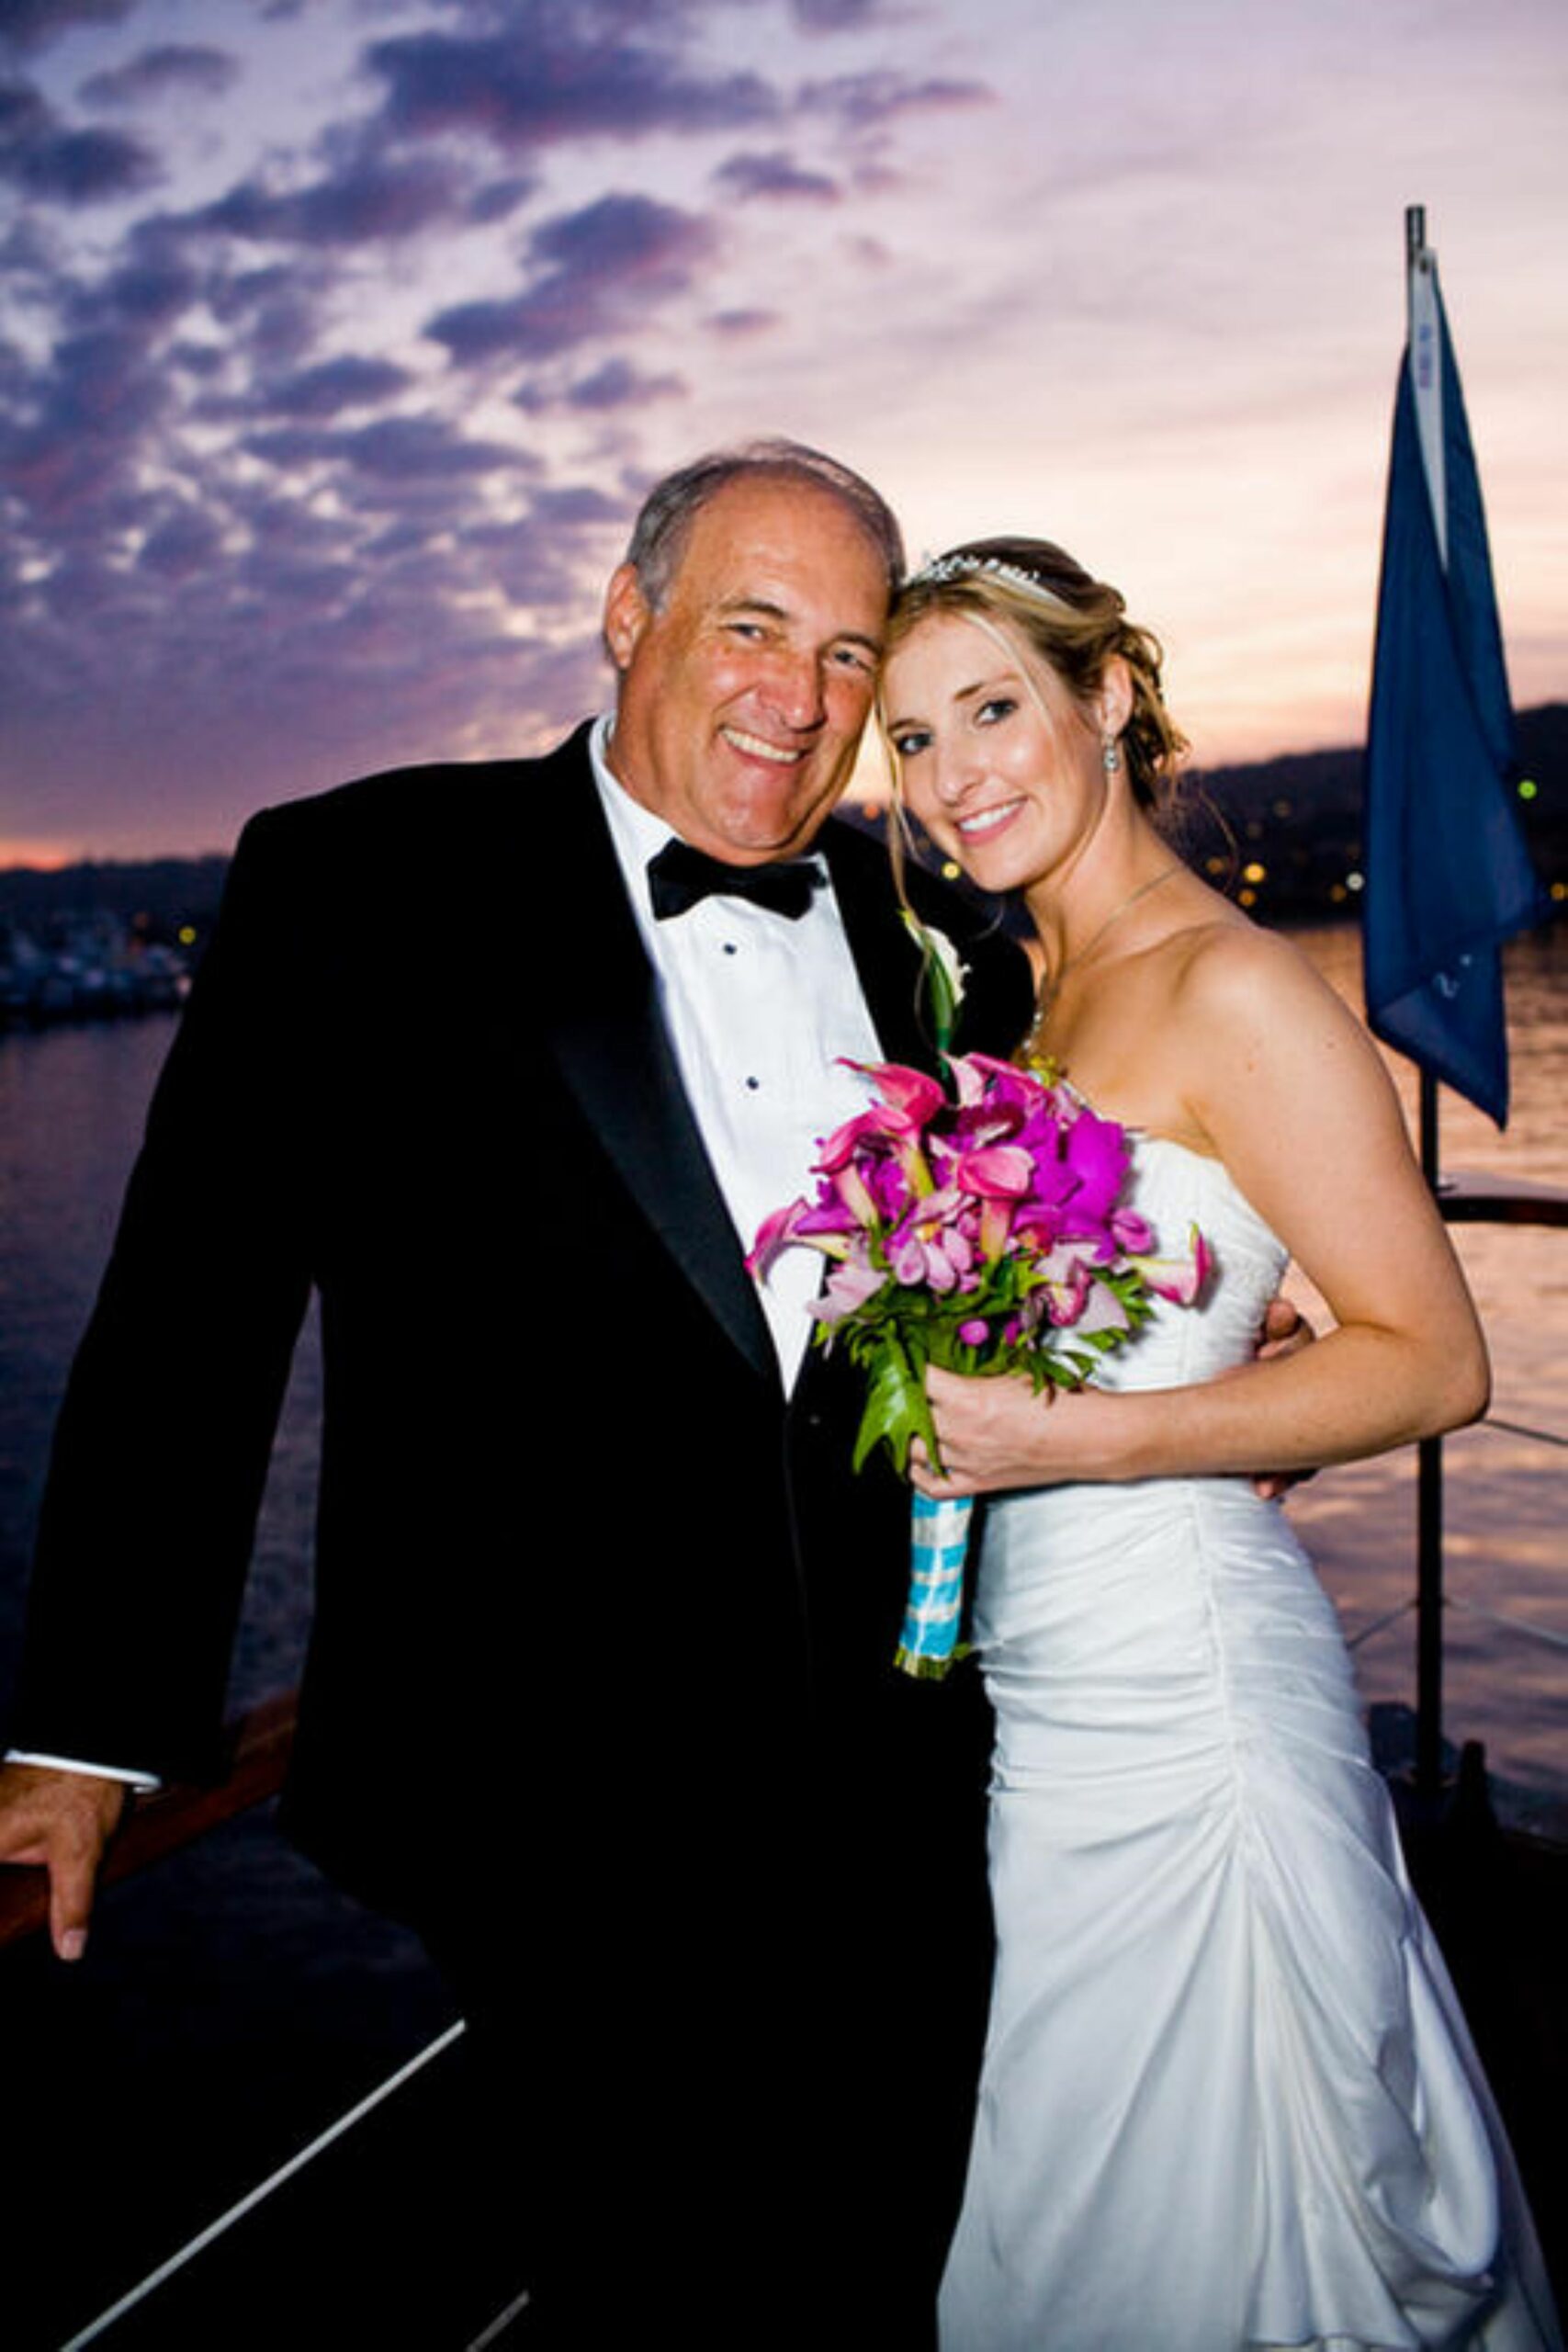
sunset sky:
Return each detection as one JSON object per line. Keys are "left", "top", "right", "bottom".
{"left": 2, "top": 0, "right": 1563, "bottom": 862}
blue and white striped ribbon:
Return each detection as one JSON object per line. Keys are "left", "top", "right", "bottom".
{"left": 896, "top": 1491, "right": 975, "bottom": 1679}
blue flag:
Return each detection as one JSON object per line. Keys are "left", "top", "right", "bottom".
{"left": 1362, "top": 244, "right": 1548, "bottom": 1127}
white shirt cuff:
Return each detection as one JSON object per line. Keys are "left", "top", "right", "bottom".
{"left": 6, "top": 1748, "right": 161, "bottom": 1793}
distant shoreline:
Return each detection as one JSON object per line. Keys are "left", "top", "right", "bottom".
{"left": 3, "top": 704, "right": 1562, "bottom": 978}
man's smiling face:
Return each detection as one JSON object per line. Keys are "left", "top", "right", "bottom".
{"left": 603, "top": 473, "right": 889, "bottom": 864}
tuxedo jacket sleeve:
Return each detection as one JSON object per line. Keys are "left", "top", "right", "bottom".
{"left": 9, "top": 723, "right": 1032, "bottom": 1932}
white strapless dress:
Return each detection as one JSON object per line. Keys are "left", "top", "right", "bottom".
{"left": 940, "top": 1133, "right": 1561, "bottom": 2352}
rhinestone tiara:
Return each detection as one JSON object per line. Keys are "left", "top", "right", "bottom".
{"left": 907, "top": 553, "right": 1073, "bottom": 612}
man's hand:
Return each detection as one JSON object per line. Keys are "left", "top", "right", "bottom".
{"left": 0, "top": 1764, "right": 126, "bottom": 1962}
{"left": 1258, "top": 1295, "right": 1314, "bottom": 1363}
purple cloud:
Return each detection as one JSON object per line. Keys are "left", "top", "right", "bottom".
{"left": 243, "top": 413, "right": 522, "bottom": 485}
{"left": 137, "top": 502, "right": 226, "bottom": 582}
{"left": 426, "top": 292, "right": 561, "bottom": 366}
{"left": 714, "top": 149, "right": 840, "bottom": 204}
{"left": 339, "top": 415, "right": 522, "bottom": 481}
{"left": 788, "top": 0, "right": 895, "bottom": 22}
{"left": 78, "top": 45, "right": 242, "bottom": 108}
{"left": 0, "top": 211, "right": 61, "bottom": 279}
{"left": 428, "top": 192, "right": 717, "bottom": 367}
{"left": 527, "top": 191, "right": 715, "bottom": 281}
{"left": 367, "top": 24, "right": 778, "bottom": 153}
{"left": 0, "top": 78, "right": 159, "bottom": 203}
{"left": 197, "top": 152, "right": 470, "bottom": 248}
{"left": 0, "top": 0, "right": 136, "bottom": 54}
{"left": 468, "top": 174, "right": 536, "bottom": 225}
{"left": 527, "top": 482, "right": 626, "bottom": 526}
{"left": 457, "top": 515, "right": 603, "bottom": 613}
{"left": 71, "top": 219, "right": 202, "bottom": 330}
{"left": 169, "top": 339, "right": 225, "bottom": 379}
{"left": 0, "top": 321, "right": 175, "bottom": 522}
{"left": 800, "top": 72, "right": 994, "bottom": 129}
{"left": 238, "top": 424, "right": 342, "bottom": 471}
{"left": 565, "top": 356, "right": 687, "bottom": 412}
{"left": 0, "top": 212, "right": 210, "bottom": 567}
{"left": 265, "top": 356, "right": 413, "bottom": 418}
{"left": 207, "top": 259, "right": 320, "bottom": 338}
{"left": 706, "top": 307, "right": 780, "bottom": 337}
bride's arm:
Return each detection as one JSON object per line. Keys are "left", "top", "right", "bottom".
{"left": 916, "top": 927, "right": 1488, "bottom": 1497}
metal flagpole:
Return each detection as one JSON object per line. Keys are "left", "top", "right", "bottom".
{"left": 1406, "top": 204, "right": 1447, "bottom": 1799}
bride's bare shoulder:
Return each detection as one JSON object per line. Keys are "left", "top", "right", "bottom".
{"left": 1162, "top": 912, "right": 1408, "bottom": 1178}
{"left": 1166, "top": 914, "right": 1353, "bottom": 1038}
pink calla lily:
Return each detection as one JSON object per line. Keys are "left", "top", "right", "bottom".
{"left": 1126, "top": 1226, "right": 1213, "bottom": 1306}
{"left": 954, "top": 1144, "right": 1034, "bottom": 1198}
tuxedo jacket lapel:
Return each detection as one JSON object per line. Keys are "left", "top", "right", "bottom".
{"left": 821, "top": 824, "right": 931, "bottom": 1071}
{"left": 535, "top": 729, "right": 776, "bottom": 1384}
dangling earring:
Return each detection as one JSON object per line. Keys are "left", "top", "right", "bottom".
{"left": 1101, "top": 734, "right": 1122, "bottom": 775}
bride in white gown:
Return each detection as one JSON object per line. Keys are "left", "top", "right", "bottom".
{"left": 879, "top": 541, "right": 1562, "bottom": 2352}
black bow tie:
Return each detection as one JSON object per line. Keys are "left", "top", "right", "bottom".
{"left": 648, "top": 838, "right": 823, "bottom": 922}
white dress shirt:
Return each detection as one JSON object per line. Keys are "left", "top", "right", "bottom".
{"left": 590, "top": 717, "right": 882, "bottom": 1390}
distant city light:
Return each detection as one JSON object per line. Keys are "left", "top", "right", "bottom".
{"left": 1346, "top": 871, "right": 1365, "bottom": 892}
{"left": 177, "top": 925, "right": 197, "bottom": 945}
{"left": 1551, "top": 881, "right": 1567, "bottom": 903}
{"left": 1238, "top": 888, "right": 1258, "bottom": 909}
{"left": 1517, "top": 778, "right": 1539, "bottom": 801}
{"left": 1242, "top": 861, "right": 1267, "bottom": 885}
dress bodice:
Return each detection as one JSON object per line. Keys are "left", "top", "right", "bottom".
{"left": 1091, "top": 1127, "right": 1288, "bottom": 1395}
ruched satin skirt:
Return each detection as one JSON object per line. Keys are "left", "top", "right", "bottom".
{"left": 939, "top": 1477, "right": 1561, "bottom": 2352}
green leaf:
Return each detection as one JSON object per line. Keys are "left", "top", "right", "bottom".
{"left": 851, "top": 1331, "right": 941, "bottom": 1476}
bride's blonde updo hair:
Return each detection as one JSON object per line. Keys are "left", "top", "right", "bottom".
{"left": 886, "top": 537, "right": 1189, "bottom": 816}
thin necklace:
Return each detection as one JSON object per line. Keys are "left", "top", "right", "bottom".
{"left": 1022, "top": 862, "right": 1183, "bottom": 1065}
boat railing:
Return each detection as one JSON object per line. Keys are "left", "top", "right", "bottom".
{"left": 1408, "top": 1167, "right": 1568, "bottom": 1799}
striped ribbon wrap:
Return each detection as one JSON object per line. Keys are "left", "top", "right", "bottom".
{"left": 897, "top": 1492, "right": 976, "bottom": 1679}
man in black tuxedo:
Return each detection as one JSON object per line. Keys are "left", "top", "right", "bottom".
{"left": 0, "top": 442, "right": 1032, "bottom": 2341}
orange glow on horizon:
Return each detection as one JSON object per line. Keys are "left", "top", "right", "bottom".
{"left": 0, "top": 841, "right": 80, "bottom": 873}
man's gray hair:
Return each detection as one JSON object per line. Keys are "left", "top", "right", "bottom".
{"left": 625, "top": 438, "right": 905, "bottom": 608}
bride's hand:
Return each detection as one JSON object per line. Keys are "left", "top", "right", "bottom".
{"left": 910, "top": 1366, "right": 1121, "bottom": 1498}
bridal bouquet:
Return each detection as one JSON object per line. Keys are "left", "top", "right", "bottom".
{"left": 748, "top": 1054, "right": 1209, "bottom": 1677}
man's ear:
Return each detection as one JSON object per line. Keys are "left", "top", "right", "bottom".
{"left": 603, "top": 563, "right": 651, "bottom": 673}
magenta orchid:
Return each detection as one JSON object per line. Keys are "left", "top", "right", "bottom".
{"left": 749, "top": 1052, "right": 1209, "bottom": 1470}
{"left": 750, "top": 1055, "right": 1211, "bottom": 1679}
